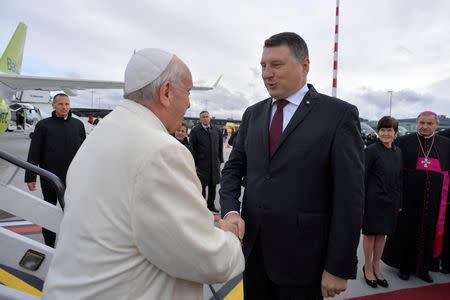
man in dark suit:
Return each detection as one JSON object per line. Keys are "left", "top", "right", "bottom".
{"left": 190, "top": 111, "right": 224, "bottom": 212}
{"left": 25, "top": 93, "right": 86, "bottom": 247}
{"left": 220, "top": 32, "right": 364, "bottom": 299}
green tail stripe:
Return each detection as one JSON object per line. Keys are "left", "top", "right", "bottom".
{"left": 0, "top": 22, "right": 27, "bottom": 74}
{"left": 213, "top": 75, "right": 222, "bottom": 88}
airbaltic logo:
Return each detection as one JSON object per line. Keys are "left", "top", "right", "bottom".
{"left": 7, "top": 57, "right": 19, "bottom": 73}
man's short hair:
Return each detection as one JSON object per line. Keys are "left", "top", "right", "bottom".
{"left": 200, "top": 111, "right": 209, "bottom": 116}
{"left": 53, "top": 93, "right": 69, "bottom": 103}
{"left": 417, "top": 112, "right": 440, "bottom": 124}
{"left": 124, "top": 58, "right": 184, "bottom": 103}
{"left": 264, "top": 32, "right": 309, "bottom": 62}
{"left": 377, "top": 116, "right": 399, "bottom": 133}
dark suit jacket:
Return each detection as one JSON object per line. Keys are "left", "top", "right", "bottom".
{"left": 220, "top": 84, "right": 364, "bottom": 286}
{"left": 190, "top": 124, "right": 224, "bottom": 186}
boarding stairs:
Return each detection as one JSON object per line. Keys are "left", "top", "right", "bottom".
{"left": 0, "top": 149, "right": 64, "bottom": 299}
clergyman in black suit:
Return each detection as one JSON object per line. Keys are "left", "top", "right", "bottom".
{"left": 219, "top": 32, "right": 364, "bottom": 299}
{"left": 190, "top": 111, "right": 224, "bottom": 212}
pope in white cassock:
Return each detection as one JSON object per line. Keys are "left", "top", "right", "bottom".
{"left": 42, "top": 48, "right": 244, "bottom": 300}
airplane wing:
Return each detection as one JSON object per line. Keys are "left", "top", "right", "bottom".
{"left": 193, "top": 75, "right": 222, "bottom": 90}
{"left": 0, "top": 73, "right": 124, "bottom": 91}
{"left": 0, "top": 73, "right": 220, "bottom": 92}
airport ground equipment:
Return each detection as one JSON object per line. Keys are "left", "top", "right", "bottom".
{"left": 0, "top": 149, "right": 64, "bottom": 298}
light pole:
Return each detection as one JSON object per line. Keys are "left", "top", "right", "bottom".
{"left": 387, "top": 90, "right": 393, "bottom": 116}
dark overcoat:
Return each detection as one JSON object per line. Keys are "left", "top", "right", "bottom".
{"left": 189, "top": 124, "right": 224, "bottom": 186}
{"left": 25, "top": 110, "right": 86, "bottom": 184}
{"left": 220, "top": 84, "right": 365, "bottom": 286}
{"left": 362, "top": 141, "right": 403, "bottom": 235}
{"left": 180, "top": 137, "right": 193, "bottom": 154}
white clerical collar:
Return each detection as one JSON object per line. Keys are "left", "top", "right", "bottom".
{"left": 271, "top": 84, "right": 309, "bottom": 106}
{"left": 417, "top": 131, "right": 436, "bottom": 139}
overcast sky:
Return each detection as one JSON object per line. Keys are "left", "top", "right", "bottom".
{"left": 1, "top": 0, "right": 449, "bottom": 120}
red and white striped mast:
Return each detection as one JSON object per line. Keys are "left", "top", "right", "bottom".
{"left": 332, "top": 0, "right": 339, "bottom": 98}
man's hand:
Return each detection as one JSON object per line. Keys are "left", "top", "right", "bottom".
{"left": 219, "top": 219, "right": 239, "bottom": 238}
{"left": 321, "top": 270, "right": 347, "bottom": 298}
{"left": 223, "top": 213, "right": 245, "bottom": 242}
{"left": 27, "top": 182, "right": 36, "bottom": 191}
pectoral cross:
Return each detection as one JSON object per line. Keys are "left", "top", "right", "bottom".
{"left": 421, "top": 158, "right": 431, "bottom": 168}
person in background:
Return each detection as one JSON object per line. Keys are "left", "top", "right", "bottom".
{"left": 228, "top": 128, "right": 239, "bottom": 146}
{"left": 16, "top": 108, "right": 25, "bottom": 129}
{"left": 362, "top": 116, "right": 403, "bottom": 289}
{"left": 223, "top": 126, "right": 228, "bottom": 140}
{"left": 174, "top": 122, "right": 192, "bottom": 153}
{"left": 360, "top": 131, "right": 367, "bottom": 145}
{"left": 93, "top": 116, "right": 100, "bottom": 125}
{"left": 382, "top": 111, "right": 450, "bottom": 283}
{"left": 366, "top": 130, "right": 377, "bottom": 146}
{"left": 25, "top": 93, "right": 86, "bottom": 248}
{"left": 189, "top": 110, "right": 224, "bottom": 213}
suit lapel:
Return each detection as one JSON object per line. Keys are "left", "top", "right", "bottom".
{"left": 262, "top": 98, "right": 273, "bottom": 163}
{"left": 271, "top": 85, "right": 319, "bottom": 157}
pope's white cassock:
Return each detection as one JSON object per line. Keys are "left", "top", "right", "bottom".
{"left": 42, "top": 100, "right": 244, "bottom": 299}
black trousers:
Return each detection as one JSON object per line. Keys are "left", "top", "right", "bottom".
{"left": 244, "top": 234, "right": 323, "bottom": 300}
{"left": 201, "top": 183, "right": 217, "bottom": 209}
{"left": 40, "top": 179, "right": 57, "bottom": 248}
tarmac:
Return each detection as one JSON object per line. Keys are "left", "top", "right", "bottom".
{"left": 1, "top": 129, "right": 450, "bottom": 299}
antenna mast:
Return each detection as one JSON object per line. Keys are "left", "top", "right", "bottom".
{"left": 332, "top": 0, "right": 340, "bottom": 98}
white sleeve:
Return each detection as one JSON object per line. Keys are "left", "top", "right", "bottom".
{"left": 130, "top": 142, "right": 244, "bottom": 284}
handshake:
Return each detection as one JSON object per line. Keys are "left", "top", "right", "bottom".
{"left": 218, "top": 213, "right": 245, "bottom": 244}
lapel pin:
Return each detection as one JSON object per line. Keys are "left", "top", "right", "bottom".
{"left": 306, "top": 100, "right": 310, "bottom": 105}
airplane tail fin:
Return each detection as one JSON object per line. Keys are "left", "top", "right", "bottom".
{"left": 0, "top": 22, "right": 27, "bottom": 74}
{"left": 212, "top": 75, "right": 222, "bottom": 89}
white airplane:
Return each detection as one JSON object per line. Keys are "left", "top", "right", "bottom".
{"left": 0, "top": 22, "right": 221, "bottom": 134}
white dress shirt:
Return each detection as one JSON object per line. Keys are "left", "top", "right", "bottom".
{"left": 269, "top": 84, "right": 309, "bottom": 131}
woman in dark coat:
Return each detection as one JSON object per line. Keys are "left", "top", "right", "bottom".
{"left": 174, "top": 123, "right": 192, "bottom": 153}
{"left": 362, "top": 116, "right": 403, "bottom": 288}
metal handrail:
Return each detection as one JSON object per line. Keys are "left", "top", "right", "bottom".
{"left": 0, "top": 149, "right": 65, "bottom": 210}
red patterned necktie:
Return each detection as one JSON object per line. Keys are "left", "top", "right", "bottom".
{"left": 269, "top": 99, "right": 289, "bottom": 156}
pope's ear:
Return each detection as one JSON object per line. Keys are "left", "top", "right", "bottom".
{"left": 158, "top": 80, "right": 171, "bottom": 108}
